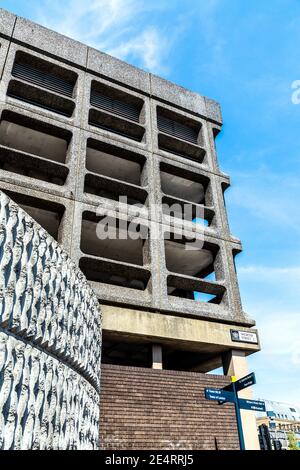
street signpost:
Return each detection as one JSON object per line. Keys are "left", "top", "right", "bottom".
{"left": 204, "top": 372, "right": 264, "bottom": 450}
{"left": 204, "top": 388, "right": 235, "bottom": 403}
{"left": 235, "top": 372, "right": 256, "bottom": 392}
{"left": 238, "top": 398, "right": 266, "bottom": 412}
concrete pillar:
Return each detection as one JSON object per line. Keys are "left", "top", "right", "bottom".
{"left": 222, "top": 350, "right": 260, "bottom": 450}
{"left": 152, "top": 344, "right": 163, "bottom": 369}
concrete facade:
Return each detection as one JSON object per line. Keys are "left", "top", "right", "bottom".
{"left": 0, "top": 8, "right": 260, "bottom": 450}
{"left": 0, "top": 191, "right": 102, "bottom": 449}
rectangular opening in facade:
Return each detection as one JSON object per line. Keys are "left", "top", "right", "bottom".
{"left": 0, "top": 110, "right": 71, "bottom": 185}
{"left": 86, "top": 139, "right": 145, "bottom": 186}
{"left": 167, "top": 275, "right": 224, "bottom": 304}
{"left": 80, "top": 211, "right": 150, "bottom": 290}
{"left": 102, "top": 334, "right": 223, "bottom": 372}
{"left": 90, "top": 81, "right": 143, "bottom": 122}
{"left": 7, "top": 80, "right": 75, "bottom": 117}
{"left": 164, "top": 236, "right": 224, "bottom": 303}
{"left": 157, "top": 106, "right": 205, "bottom": 162}
{"left": 160, "top": 163, "right": 214, "bottom": 226}
{"left": 84, "top": 173, "right": 147, "bottom": 205}
{"left": 160, "top": 162, "right": 209, "bottom": 204}
{"left": 165, "top": 237, "right": 217, "bottom": 279}
{"left": 163, "top": 346, "right": 222, "bottom": 372}
{"left": 102, "top": 334, "right": 152, "bottom": 367}
{"left": 80, "top": 211, "right": 147, "bottom": 266}
{"left": 162, "top": 195, "right": 214, "bottom": 226}
{"left": 79, "top": 257, "right": 150, "bottom": 291}
{"left": 3, "top": 190, "right": 65, "bottom": 240}
{"left": 84, "top": 139, "right": 147, "bottom": 204}
{"left": 11, "top": 51, "right": 77, "bottom": 98}
{"left": 89, "top": 81, "right": 145, "bottom": 141}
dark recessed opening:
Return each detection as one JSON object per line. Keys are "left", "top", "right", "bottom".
{"left": 90, "top": 80, "right": 143, "bottom": 123}
{"left": 160, "top": 162, "right": 209, "bottom": 204}
{"left": 89, "top": 108, "right": 145, "bottom": 142}
{"left": 165, "top": 236, "right": 218, "bottom": 279}
{"left": 84, "top": 173, "right": 147, "bottom": 205}
{"left": 79, "top": 257, "right": 151, "bottom": 291}
{"left": 158, "top": 133, "right": 205, "bottom": 162}
{"left": 89, "top": 81, "right": 145, "bottom": 142}
{"left": 12, "top": 51, "right": 77, "bottom": 98}
{"left": 80, "top": 211, "right": 148, "bottom": 266}
{"left": 7, "top": 80, "right": 75, "bottom": 117}
{"left": 102, "top": 334, "right": 223, "bottom": 372}
{"left": 0, "top": 110, "right": 71, "bottom": 185}
{"left": 213, "top": 127, "right": 221, "bottom": 139}
{"left": 163, "top": 347, "right": 222, "bottom": 372}
{"left": 164, "top": 236, "right": 224, "bottom": 303}
{"left": 0, "top": 147, "right": 69, "bottom": 186}
{"left": 157, "top": 107, "right": 205, "bottom": 161}
{"left": 102, "top": 335, "right": 152, "bottom": 367}
{"left": 157, "top": 106, "right": 202, "bottom": 145}
{"left": 86, "top": 138, "right": 145, "bottom": 186}
{"left": 167, "top": 274, "right": 225, "bottom": 304}
{"left": 162, "top": 195, "right": 214, "bottom": 226}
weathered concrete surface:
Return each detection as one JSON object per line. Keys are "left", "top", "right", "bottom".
{"left": 0, "top": 191, "right": 102, "bottom": 449}
{"left": 0, "top": 9, "right": 16, "bottom": 38}
{"left": 102, "top": 305, "right": 260, "bottom": 356}
{"left": 0, "top": 7, "right": 258, "bottom": 346}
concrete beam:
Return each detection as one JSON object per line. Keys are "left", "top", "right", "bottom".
{"left": 102, "top": 305, "right": 260, "bottom": 355}
{"left": 0, "top": 8, "right": 16, "bottom": 38}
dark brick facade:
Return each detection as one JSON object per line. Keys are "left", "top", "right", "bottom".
{"left": 100, "top": 364, "right": 240, "bottom": 450}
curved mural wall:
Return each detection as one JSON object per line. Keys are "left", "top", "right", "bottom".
{"left": 0, "top": 191, "right": 102, "bottom": 450}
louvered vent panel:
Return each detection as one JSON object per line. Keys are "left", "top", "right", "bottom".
{"left": 12, "top": 62, "right": 74, "bottom": 98}
{"left": 158, "top": 116, "right": 198, "bottom": 145}
{"left": 91, "top": 90, "right": 140, "bottom": 122}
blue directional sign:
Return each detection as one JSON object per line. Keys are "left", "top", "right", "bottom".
{"left": 235, "top": 372, "right": 256, "bottom": 392}
{"left": 204, "top": 388, "right": 235, "bottom": 403}
{"left": 204, "top": 372, "right": 264, "bottom": 451}
{"left": 238, "top": 398, "right": 266, "bottom": 412}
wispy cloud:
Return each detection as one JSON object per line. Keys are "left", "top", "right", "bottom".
{"left": 238, "top": 265, "right": 300, "bottom": 281}
{"left": 227, "top": 169, "right": 300, "bottom": 233}
{"left": 250, "top": 303, "right": 300, "bottom": 367}
{"left": 237, "top": 263, "right": 300, "bottom": 367}
{"left": 108, "top": 27, "right": 170, "bottom": 74}
{"left": 33, "top": 0, "right": 177, "bottom": 74}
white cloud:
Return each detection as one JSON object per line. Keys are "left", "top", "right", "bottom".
{"left": 255, "top": 307, "right": 300, "bottom": 366}
{"left": 108, "top": 27, "right": 170, "bottom": 74}
{"left": 33, "top": 0, "right": 175, "bottom": 74}
{"left": 227, "top": 169, "right": 300, "bottom": 233}
{"left": 237, "top": 264, "right": 300, "bottom": 366}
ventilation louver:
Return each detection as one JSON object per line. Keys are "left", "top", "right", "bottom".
{"left": 158, "top": 115, "right": 198, "bottom": 145}
{"left": 12, "top": 62, "right": 74, "bottom": 98}
{"left": 91, "top": 90, "right": 140, "bottom": 122}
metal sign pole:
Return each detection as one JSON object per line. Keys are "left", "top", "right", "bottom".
{"left": 204, "top": 373, "right": 265, "bottom": 451}
{"left": 232, "top": 380, "right": 245, "bottom": 451}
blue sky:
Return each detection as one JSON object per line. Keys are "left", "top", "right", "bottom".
{"left": 2, "top": 0, "right": 300, "bottom": 405}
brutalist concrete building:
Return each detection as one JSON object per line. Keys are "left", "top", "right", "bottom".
{"left": 0, "top": 8, "right": 260, "bottom": 450}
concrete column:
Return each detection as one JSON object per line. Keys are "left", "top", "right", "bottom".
{"left": 152, "top": 344, "right": 163, "bottom": 369}
{"left": 222, "top": 350, "right": 260, "bottom": 450}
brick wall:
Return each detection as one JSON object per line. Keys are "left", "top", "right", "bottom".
{"left": 100, "top": 364, "right": 240, "bottom": 450}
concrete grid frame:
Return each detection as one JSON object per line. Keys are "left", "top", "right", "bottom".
{"left": 0, "top": 8, "right": 255, "bottom": 327}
